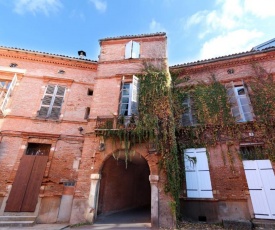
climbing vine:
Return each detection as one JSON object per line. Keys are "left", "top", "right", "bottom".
{"left": 99, "top": 63, "right": 275, "bottom": 223}
{"left": 177, "top": 64, "right": 275, "bottom": 163}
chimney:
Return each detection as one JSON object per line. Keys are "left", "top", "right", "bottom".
{"left": 78, "top": 50, "right": 86, "bottom": 58}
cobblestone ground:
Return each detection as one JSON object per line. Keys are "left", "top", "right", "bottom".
{"left": 179, "top": 221, "right": 225, "bottom": 229}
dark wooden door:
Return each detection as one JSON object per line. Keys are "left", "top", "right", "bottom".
{"left": 5, "top": 144, "right": 50, "bottom": 212}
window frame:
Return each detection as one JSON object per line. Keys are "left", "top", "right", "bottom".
{"left": 37, "top": 84, "right": 66, "bottom": 120}
{"left": 119, "top": 75, "right": 139, "bottom": 116}
{"left": 226, "top": 81, "right": 254, "bottom": 122}
{"left": 125, "top": 40, "right": 140, "bottom": 59}
{"left": 182, "top": 94, "right": 197, "bottom": 126}
{"left": 0, "top": 73, "right": 18, "bottom": 114}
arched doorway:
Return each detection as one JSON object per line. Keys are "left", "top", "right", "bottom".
{"left": 97, "top": 151, "right": 151, "bottom": 223}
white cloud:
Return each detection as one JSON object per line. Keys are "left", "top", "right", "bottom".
{"left": 199, "top": 29, "right": 263, "bottom": 60}
{"left": 185, "top": 10, "right": 208, "bottom": 29}
{"left": 89, "top": 0, "right": 107, "bottom": 13}
{"left": 244, "top": 0, "right": 275, "bottom": 18}
{"left": 14, "top": 0, "right": 62, "bottom": 15}
{"left": 182, "top": 0, "right": 275, "bottom": 60}
{"left": 149, "top": 19, "right": 166, "bottom": 32}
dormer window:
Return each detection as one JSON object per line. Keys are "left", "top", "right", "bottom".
{"left": 125, "top": 40, "right": 140, "bottom": 59}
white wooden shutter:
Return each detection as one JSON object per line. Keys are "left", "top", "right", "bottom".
{"left": 130, "top": 75, "right": 139, "bottom": 115}
{"left": 226, "top": 82, "right": 242, "bottom": 122}
{"left": 184, "top": 148, "right": 213, "bottom": 198}
{"left": 184, "top": 148, "right": 200, "bottom": 198}
{"left": 0, "top": 73, "right": 17, "bottom": 113}
{"left": 196, "top": 148, "right": 213, "bottom": 198}
{"left": 132, "top": 41, "right": 140, "bottom": 58}
{"left": 125, "top": 41, "right": 133, "bottom": 59}
{"left": 243, "top": 160, "right": 275, "bottom": 219}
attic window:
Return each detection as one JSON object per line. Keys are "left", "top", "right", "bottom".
{"left": 125, "top": 40, "right": 140, "bottom": 59}
{"left": 9, "top": 63, "right": 18, "bottom": 68}
{"left": 58, "top": 70, "right": 65, "bottom": 74}
{"left": 87, "top": 88, "right": 93, "bottom": 96}
{"left": 64, "top": 181, "right": 75, "bottom": 186}
{"left": 227, "top": 69, "right": 234, "bottom": 74}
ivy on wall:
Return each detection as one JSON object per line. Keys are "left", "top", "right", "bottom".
{"left": 178, "top": 64, "right": 275, "bottom": 163}
{"left": 100, "top": 63, "right": 275, "bottom": 222}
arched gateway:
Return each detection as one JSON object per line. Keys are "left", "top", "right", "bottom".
{"left": 86, "top": 143, "right": 160, "bottom": 228}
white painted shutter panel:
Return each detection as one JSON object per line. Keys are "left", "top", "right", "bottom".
{"left": 130, "top": 75, "right": 139, "bottom": 115}
{"left": 0, "top": 73, "right": 17, "bottom": 113}
{"left": 243, "top": 160, "right": 272, "bottom": 219}
{"left": 196, "top": 148, "right": 213, "bottom": 198}
{"left": 132, "top": 41, "right": 140, "bottom": 58}
{"left": 49, "top": 86, "right": 65, "bottom": 119}
{"left": 226, "top": 82, "right": 242, "bottom": 122}
{"left": 184, "top": 148, "right": 200, "bottom": 198}
{"left": 125, "top": 41, "right": 133, "bottom": 59}
{"left": 257, "top": 160, "right": 275, "bottom": 218}
{"left": 184, "top": 148, "right": 213, "bottom": 198}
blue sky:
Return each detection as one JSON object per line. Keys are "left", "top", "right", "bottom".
{"left": 0, "top": 0, "right": 275, "bottom": 66}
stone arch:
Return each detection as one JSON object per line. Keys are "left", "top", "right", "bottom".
{"left": 87, "top": 140, "right": 160, "bottom": 228}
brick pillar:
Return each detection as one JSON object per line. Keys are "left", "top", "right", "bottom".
{"left": 149, "top": 175, "right": 159, "bottom": 229}
{"left": 86, "top": 173, "right": 101, "bottom": 222}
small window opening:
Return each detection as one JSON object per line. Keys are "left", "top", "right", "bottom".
{"left": 239, "top": 146, "right": 267, "bottom": 160}
{"left": 26, "top": 143, "right": 51, "bottom": 156}
{"left": 198, "top": 216, "right": 207, "bottom": 222}
{"left": 9, "top": 63, "right": 18, "bottom": 68}
{"left": 64, "top": 181, "right": 75, "bottom": 186}
{"left": 87, "top": 88, "right": 93, "bottom": 96}
{"left": 58, "top": 70, "right": 65, "bottom": 74}
{"left": 237, "top": 88, "right": 245, "bottom": 95}
{"left": 227, "top": 69, "right": 234, "bottom": 74}
{"left": 84, "top": 107, "right": 90, "bottom": 120}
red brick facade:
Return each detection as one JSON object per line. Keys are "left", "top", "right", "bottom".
{"left": 0, "top": 33, "right": 275, "bottom": 227}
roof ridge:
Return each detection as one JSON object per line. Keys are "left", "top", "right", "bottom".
{"left": 0, "top": 45, "right": 98, "bottom": 63}
{"left": 99, "top": 32, "right": 166, "bottom": 41}
{"left": 170, "top": 47, "right": 275, "bottom": 68}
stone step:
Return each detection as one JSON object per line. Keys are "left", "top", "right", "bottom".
{"left": 0, "top": 220, "right": 35, "bottom": 227}
{"left": 0, "top": 216, "right": 36, "bottom": 221}
{"left": 252, "top": 219, "right": 275, "bottom": 229}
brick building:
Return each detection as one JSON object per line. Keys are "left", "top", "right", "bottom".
{"left": 0, "top": 33, "right": 274, "bottom": 228}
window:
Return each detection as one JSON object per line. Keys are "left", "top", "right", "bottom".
{"left": 38, "top": 85, "right": 66, "bottom": 120}
{"left": 226, "top": 81, "right": 254, "bottom": 122}
{"left": 184, "top": 148, "right": 213, "bottom": 198}
{"left": 84, "top": 107, "right": 90, "bottom": 120}
{"left": 26, "top": 143, "right": 51, "bottom": 156}
{"left": 239, "top": 145, "right": 267, "bottom": 160}
{"left": 0, "top": 73, "right": 17, "bottom": 114}
{"left": 87, "top": 88, "right": 93, "bottom": 96}
{"left": 125, "top": 40, "right": 140, "bottom": 59}
{"left": 182, "top": 94, "right": 197, "bottom": 126}
{"left": 119, "top": 75, "right": 139, "bottom": 116}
